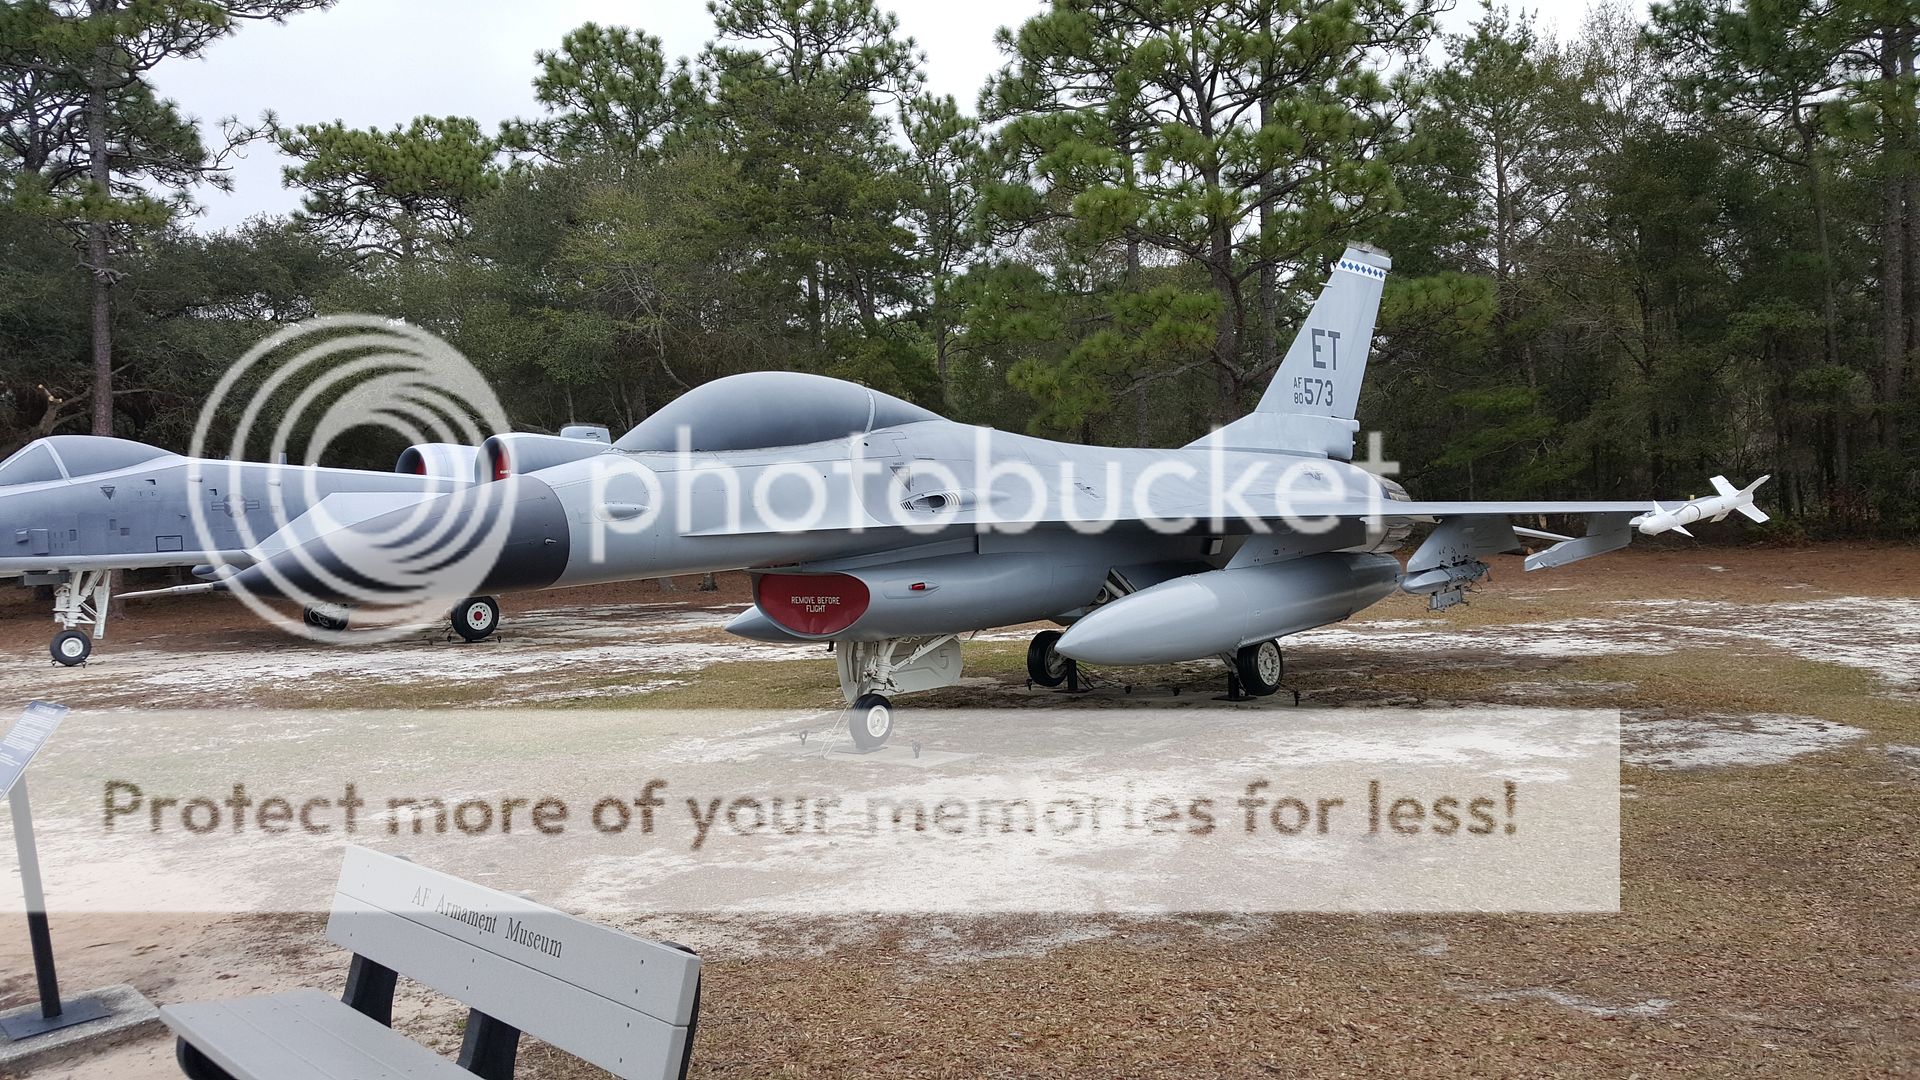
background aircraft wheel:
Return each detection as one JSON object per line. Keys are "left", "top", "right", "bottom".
{"left": 451, "top": 596, "right": 500, "bottom": 642}
{"left": 847, "top": 693, "right": 894, "bottom": 750}
{"left": 1234, "top": 639, "right": 1284, "bottom": 697}
{"left": 50, "top": 630, "right": 91, "bottom": 666}
{"left": 1026, "top": 629, "right": 1072, "bottom": 687}
{"left": 302, "top": 606, "right": 349, "bottom": 632}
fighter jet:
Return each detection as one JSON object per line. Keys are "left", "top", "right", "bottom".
{"left": 227, "top": 244, "right": 1768, "bottom": 748}
{"left": 0, "top": 434, "right": 509, "bottom": 664}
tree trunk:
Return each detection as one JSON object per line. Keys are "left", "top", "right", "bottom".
{"left": 1901, "top": 31, "right": 1918, "bottom": 427}
{"left": 86, "top": 47, "right": 112, "bottom": 436}
{"left": 1879, "top": 32, "right": 1908, "bottom": 449}
{"left": 1798, "top": 116, "right": 1841, "bottom": 369}
{"left": 1257, "top": 9, "right": 1278, "bottom": 376}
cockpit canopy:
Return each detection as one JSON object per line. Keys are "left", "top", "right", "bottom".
{"left": 615, "top": 371, "right": 942, "bottom": 453}
{"left": 0, "top": 435, "right": 174, "bottom": 486}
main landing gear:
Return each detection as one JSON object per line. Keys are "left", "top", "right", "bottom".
{"left": 835, "top": 635, "right": 964, "bottom": 750}
{"left": 1026, "top": 629, "right": 1074, "bottom": 688}
{"left": 45, "top": 569, "right": 110, "bottom": 667}
{"left": 302, "top": 603, "right": 351, "bottom": 632}
{"left": 298, "top": 596, "right": 502, "bottom": 641}
{"left": 450, "top": 596, "right": 500, "bottom": 642}
{"left": 1222, "top": 639, "right": 1297, "bottom": 704}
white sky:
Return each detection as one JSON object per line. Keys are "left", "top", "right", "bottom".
{"left": 153, "top": 0, "right": 1614, "bottom": 232}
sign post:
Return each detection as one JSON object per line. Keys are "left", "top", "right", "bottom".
{"left": 0, "top": 702, "right": 108, "bottom": 1039}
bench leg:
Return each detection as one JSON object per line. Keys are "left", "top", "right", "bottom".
{"left": 457, "top": 1009, "right": 520, "bottom": 1080}
{"left": 176, "top": 1037, "right": 238, "bottom": 1080}
{"left": 342, "top": 953, "right": 398, "bottom": 1025}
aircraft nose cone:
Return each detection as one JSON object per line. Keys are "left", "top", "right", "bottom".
{"left": 226, "top": 476, "right": 572, "bottom": 603}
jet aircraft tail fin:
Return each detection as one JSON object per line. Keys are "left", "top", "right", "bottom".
{"left": 1184, "top": 243, "right": 1390, "bottom": 459}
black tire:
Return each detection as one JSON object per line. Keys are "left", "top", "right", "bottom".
{"left": 452, "top": 596, "right": 500, "bottom": 642}
{"left": 50, "top": 629, "right": 91, "bottom": 666}
{"left": 1026, "top": 629, "right": 1072, "bottom": 687}
{"left": 303, "top": 606, "right": 349, "bottom": 632}
{"left": 1234, "top": 639, "right": 1284, "bottom": 697}
{"left": 846, "top": 693, "right": 894, "bottom": 750}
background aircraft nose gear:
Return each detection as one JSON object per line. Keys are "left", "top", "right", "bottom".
{"left": 47, "top": 569, "right": 109, "bottom": 666}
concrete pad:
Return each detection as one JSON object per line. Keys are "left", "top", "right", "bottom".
{"left": 0, "top": 984, "right": 160, "bottom": 1072}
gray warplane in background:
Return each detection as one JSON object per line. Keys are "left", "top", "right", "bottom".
{"left": 229, "top": 244, "right": 1768, "bottom": 747}
{"left": 0, "top": 429, "right": 616, "bottom": 664}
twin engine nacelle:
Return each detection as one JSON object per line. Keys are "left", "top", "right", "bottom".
{"left": 393, "top": 443, "right": 474, "bottom": 480}
{"left": 396, "top": 429, "right": 615, "bottom": 483}
{"left": 731, "top": 553, "right": 1109, "bottom": 643}
{"left": 479, "top": 433, "right": 611, "bottom": 483}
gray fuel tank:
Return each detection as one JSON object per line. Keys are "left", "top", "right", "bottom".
{"left": 1055, "top": 552, "right": 1402, "bottom": 665}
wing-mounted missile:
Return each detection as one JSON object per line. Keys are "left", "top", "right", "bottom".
{"left": 1632, "top": 475, "right": 1770, "bottom": 537}
{"left": 1397, "top": 514, "right": 1523, "bottom": 611}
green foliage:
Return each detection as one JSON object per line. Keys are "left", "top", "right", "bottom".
{"left": 275, "top": 115, "right": 501, "bottom": 263}
{"left": 2, "top": 0, "right": 1916, "bottom": 534}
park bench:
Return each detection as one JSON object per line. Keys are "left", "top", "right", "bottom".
{"left": 161, "top": 845, "right": 701, "bottom": 1080}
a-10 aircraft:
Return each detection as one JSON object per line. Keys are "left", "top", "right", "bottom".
{"left": 227, "top": 244, "right": 1768, "bottom": 748}
{"left": 0, "top": 426, "right": 611, "bottom": 664}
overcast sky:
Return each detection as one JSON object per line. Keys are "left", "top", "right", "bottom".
{"left": 152, "top": 0, "right": 1613, "bottom": 233}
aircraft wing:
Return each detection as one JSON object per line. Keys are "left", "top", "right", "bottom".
{"left": 249, "top": 490, "right": 447, "bottom": 563}
{"left": 0, "top": 552, "right": 234, "bottom": 576}
{"left": 0, "top": 492, "right": 440, "bottom": 580}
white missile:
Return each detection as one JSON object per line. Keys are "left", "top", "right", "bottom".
{"left": 1633, "top": 475, "right": 1770, "bottom": 537}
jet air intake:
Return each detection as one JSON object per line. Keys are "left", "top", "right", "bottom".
{"left": 1055, "top": 553, "right": 1401, "bottom": 666}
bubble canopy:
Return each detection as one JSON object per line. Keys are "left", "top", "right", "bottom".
{"left": 0, "top": 435, "right": 174, "bottom": 485}
{"left": 615, "top": 371, "right": 941, "bottom": 453}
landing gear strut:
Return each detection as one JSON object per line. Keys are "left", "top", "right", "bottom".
{"left": 451, "top": 596, "right": 500, "bottom": 642}
{"left": 834, "top": 635, "right": 963, "bottom": 750}
{"left": 47, "top": 569, "right": 110, "bottom": 667}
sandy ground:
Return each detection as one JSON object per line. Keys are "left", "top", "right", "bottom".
{"left": 0, "top": 546, "right": 1916, "bottom": 1078}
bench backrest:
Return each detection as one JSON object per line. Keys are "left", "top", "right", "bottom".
{"left": 325, "top": 846, "right": 700, "bottom": 1080}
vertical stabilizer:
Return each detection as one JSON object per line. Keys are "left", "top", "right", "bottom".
{"left": 1185, "top": 244, "right": 1390, "bottom": 458}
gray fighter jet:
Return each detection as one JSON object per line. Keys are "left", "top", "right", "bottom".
{"left": 0, "top": 435, "right": 505, "bottom": 664}
{"left": 229, "top": 244, "right": 1768, "bottom": 747}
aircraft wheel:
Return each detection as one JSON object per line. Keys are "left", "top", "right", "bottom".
{"left": 1026, "top": 629, "right": 1072, "bottom": 687}
{"left": 452, "top": 596, "right": 500, "bottom": 642}
{"left": 302, "top": 606, "right": 349, "bottom": 632}
{"left": 847, "top": 693, "right": 894, "bottom": 751}
{"left": 50, "top": 630, "right": 92, "bottom": 666}
{"left": 1234, "top": 639, "right": 1284, "bottom": 697}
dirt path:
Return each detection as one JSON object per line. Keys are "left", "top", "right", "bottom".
{"left": 0, "top": 547, "right": 1915, "bottom": 1078}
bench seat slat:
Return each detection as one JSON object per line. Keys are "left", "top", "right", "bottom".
{"left": 162, "top": 990, "right": 472, "bottom": 1080}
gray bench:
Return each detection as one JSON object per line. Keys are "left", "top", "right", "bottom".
{"left": 162, "top": 846, "right": 701, "bottom": 1080}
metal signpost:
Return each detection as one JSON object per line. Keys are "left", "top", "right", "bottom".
{"left": 0, "top": 701, "right": 109, "bottom": 1039}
